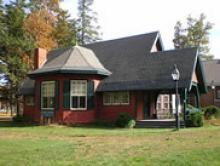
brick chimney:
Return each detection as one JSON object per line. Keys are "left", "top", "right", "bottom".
{"left": 34, "top": 48, "right": 47, "bottom": 69}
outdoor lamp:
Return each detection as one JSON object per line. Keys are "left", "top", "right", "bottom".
{"left": 171, "top": 64, "right": 180, "bottom": 81}
{"left": 171, "top": 64, "right": 180, "bottom": 130}
{"left": 211, "top": 80, "right": 215, "bottom": 90}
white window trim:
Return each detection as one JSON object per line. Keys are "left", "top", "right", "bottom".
{"left": 70, "top": 80, "right": 87, "bottom": 110}
{"left": 103, "top": 92, "right": 130, "bottom": 106}
{"left": 41, "top": 81, "right": 55, "bottom": 110}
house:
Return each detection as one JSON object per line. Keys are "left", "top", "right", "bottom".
{"left": 201, "top": 60, "right": 220, "bottom": 107}
{"left": 20, "top": 31, "right": 207, "bottom": 124}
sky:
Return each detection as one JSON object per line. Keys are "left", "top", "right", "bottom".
{"left": 60, "top": 0, "right": 220, "bottom": 59}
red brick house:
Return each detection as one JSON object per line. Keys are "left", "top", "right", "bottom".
{"left": 20, "top": 32, "right": 207, "bottom": 124}
{"left": 201, "top": 60, "right": 220, "bottom": 107}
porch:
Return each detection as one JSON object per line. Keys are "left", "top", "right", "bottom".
{"left": 135, "top": 119, "right": 185, "bottom": 128}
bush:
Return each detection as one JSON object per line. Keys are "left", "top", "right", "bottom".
{"left": 115, "top": 112, "right": 132, "bottom": 128}
{"left": 185, "top": 105, "right": 203, "bottom": 127}
{"left": 127, "top": 119, "right": 136, "bottom": 128}
{"left": 13, "top": 115, "right": 26, "bottom": 122}
{"left": 202, "top": 105, "right": 220, "bottom": 120}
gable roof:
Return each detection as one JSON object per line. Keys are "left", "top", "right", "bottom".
{"left": 92, "top": 47, "right": 204, "bottom": 92}
{"left": 202, "top": 59, "right": 220, "bottom": 86}
{"left": 20, "top": 31, "right": 206, "bottom": 95}
{"left": 29, "top": 46, "right": 111, "bottom": 77}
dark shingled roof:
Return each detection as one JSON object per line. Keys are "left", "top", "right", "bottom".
{"left": 202, "top": 60, "right": 220, "bottom": 86}
{"left": 19, "top": 78, "right": 35, "bottom": 95}
{"left": 20, "top": 31, "right": 206, "bottom": 95}
{"left": 93, "top": 47, "right": 201, "bottom": 92}
{"left": 29, "top": 46, "right": 111, "bottom": 77}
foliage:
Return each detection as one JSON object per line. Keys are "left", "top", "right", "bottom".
{"left": 77, "top": 0, "right": 101, "bottom": 45}
{"left": 53, "top": 10, "right": 77, "bottom": 48}
{"left": 0, "top": 0, "right": 34, "bottom": 114}
{"left": 115, "top": 112, "right": 132, "bottom": 128}
{"left": 202, "top": 105, "right": 220, "bottom": 120}
{"left": 12, "top": 115, "right": 27, "bottom": 122}
{"left": 23, "top": 10, "right": 56, "bottom": 50}
{"left": 185, "top": 105, "right": 203, "bottom": 127}
{"left": 173, "top": 13, "right": 213, "bottom": 60}
{"left": 127, "top": 119, "right": 136, "bottom": 128}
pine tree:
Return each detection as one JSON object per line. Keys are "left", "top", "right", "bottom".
{"left": 173, "top": 14, "right": 213, "bottom": 60}
{"left": 0, "top": 0, "right": 34, "bottom": 115}
{"left": 53, "top": 10, "right": 77, "bottom": 48}
{"left": 77, "top": 0, "right": 101, "bottom": 45}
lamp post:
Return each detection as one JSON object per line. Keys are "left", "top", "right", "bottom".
{"left": 171, "top": 64, "right": 180, "bottom": 130}
{"left": 211, "top": 80, "right": 215, "bottom": 105}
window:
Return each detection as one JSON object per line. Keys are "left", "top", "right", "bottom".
{"left": 41, "top": 81, "right": 55, "bottom": 109}
{"left": 215, "top": 88, "right": 220, "bottom": 99}
{"left": 103, "top": 92, "right": 129, "bottom": 105}
{"left": 70, "top": 80, "right": 87, "bottom": 109}
{"left": 25, "top": 96, "right": 34, "bottom": 106}
{"left": 163, "top": 95, "right": 169, "bottom": 109}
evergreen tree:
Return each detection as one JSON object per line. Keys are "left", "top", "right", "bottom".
{"left": 173, "top": 14, "right": 213, "bottom": 60}
{"left": 0, "top": 0, "right": 34, "bottom": 115}
{"left": 53, "top": 10, "right": 77, "bottom": 48}
{"left": 77, "top": 0, "right": 101, "bottom": 45}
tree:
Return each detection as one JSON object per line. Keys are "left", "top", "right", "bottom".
{"left": 0, "top": 0, "right": 34, "bottom": 115}
{"left": 53, "top": 10, "right": 77, "bottom": 48}
{"left": 23, "top": 10, "right": 56, "bottom": 50}
{"left": 77, "top": 0, "right": 101, "bottom": 45}
{"left": 173, "top": 13, "right": 213, "bottom": 60}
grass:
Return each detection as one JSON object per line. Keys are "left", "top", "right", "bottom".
{"left": 0, "top": 121, "right": 220, "bottom": 166}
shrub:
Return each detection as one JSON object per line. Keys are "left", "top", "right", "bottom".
{"left": 185, "top": 105, "right": 203, "bottom": 127}
{"left": 127, "top": 119, "right": 136, "bottom": 128}
{"left": 115, "top": 112, "right": 132, "bottom": 128}
{"left": 202, "top": 105, "right": 220, "bottom": 120}
{"left": 12, "top": 115, "right": 27, "bottom": 122}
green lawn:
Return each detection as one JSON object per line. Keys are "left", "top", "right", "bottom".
{"left": 0, "top": 122, "right": 220, "bottom": 166}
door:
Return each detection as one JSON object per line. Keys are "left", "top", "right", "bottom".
{"left": 143, "top": 93, "right": 150, "bottom": 119}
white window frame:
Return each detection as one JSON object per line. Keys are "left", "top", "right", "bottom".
{"left": 41, "top": 81, "right": 55, "bottom": 110}
{"left": 103, "top": 92, "right": 130, "bottom": 106}
{"left": 70, "top": 80, "right": 87, "bottom": 110}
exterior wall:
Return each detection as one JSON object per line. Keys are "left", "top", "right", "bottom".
{"left": 192, "top": 71, "right": 198, "bottom": 83}
{"left": 201, "top": 86, "right": 220, "bottom": 108}
{"left": 97, "top": 91, "right": 136, "bottom": 122}
{"left": 25, "top": 74, "right": 103, "bottom": 124}
{"left": 23, "top": 75, "right": 162, "bottom": 123}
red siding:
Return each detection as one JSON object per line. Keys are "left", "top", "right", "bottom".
{"left": 22, "top": 74, "right": 160, "bottom": 124}
{"left": 62, "top": 111, "right": 96, "bottom": 124}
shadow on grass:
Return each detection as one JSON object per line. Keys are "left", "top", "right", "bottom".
{"left": 0, "top": 120, "right": 39, "bottom": 127}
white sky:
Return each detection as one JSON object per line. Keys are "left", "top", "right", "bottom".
{"left": 60, "top": 0, "right": 220, "bottom": 59}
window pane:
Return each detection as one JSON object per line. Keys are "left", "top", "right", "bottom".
{"left": 79, "top": 96, "right": 86, "bottom": 108}
{"left": 71, "top": 96, "right": 78, "bottom": 108}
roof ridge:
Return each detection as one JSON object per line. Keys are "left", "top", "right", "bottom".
{"left": 84, "top": 31, "right": 159, "bottom": 46}
{"left": 75, "top": 46, "right": 96, "bottom": 70}
{"left": 149, "top": 47, "right": 198, "bottom": 55}
{"left": 60, "top": 47, "right": 74, "bottom": 69}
